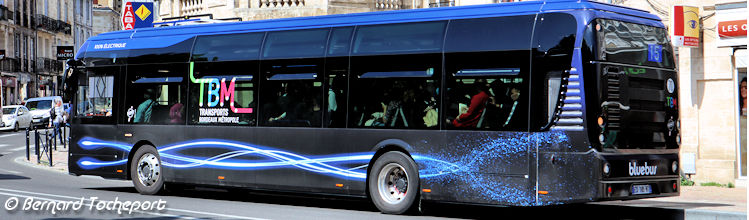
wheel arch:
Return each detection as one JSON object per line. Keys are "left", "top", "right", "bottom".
{"left": 365, "top": 139, "right": 419, "bottom": 200}
{"left": 126, "top": 140, "right": 155, "bottom": 180}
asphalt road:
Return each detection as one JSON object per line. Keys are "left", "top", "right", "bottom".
{"left": 0, "top": 130, "right": 694, "bottom": 219}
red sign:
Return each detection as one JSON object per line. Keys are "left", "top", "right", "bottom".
{"left": 122, "top": 2, "right": 134, "bottom": 30}
{"left": 718, "top": 20, "right": 747, "bottom": 38}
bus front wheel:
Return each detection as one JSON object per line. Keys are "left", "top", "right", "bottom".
{"left": 130, "top": 145, "right": 164, "bottom": 195}
{"left": 368, "top": 151, "right": 419, "bottom": 214}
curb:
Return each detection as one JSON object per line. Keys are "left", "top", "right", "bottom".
{"left": 13, "top": 156, "right": 68, "bottom": 174}
{"left": 685, "top": 209, "right": 747, "bottom": 220}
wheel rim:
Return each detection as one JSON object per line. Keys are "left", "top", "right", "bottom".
{"left": 137, "top": 153, "right": 161, "bottom": 187}
{"left": 377, "top": 163, "right": 409, "bottom": 205}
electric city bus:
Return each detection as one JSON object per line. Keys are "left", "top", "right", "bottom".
{"left": 66, "top": 0, "right": 680, "bottom": 214}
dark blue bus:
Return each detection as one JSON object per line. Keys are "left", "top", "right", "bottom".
{"left": 66, "top": 0, "right": 680, "bottom": 214}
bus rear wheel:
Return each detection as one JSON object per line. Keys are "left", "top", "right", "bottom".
{"left": 368, "top": 151, "right": 419, "bottom": 214}
{"left": 131, "top": 145, "right": 164, "bottom": 195}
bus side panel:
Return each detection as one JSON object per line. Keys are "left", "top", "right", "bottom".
{"left": 415, "top": 131, "right": 535, "bottom": 206}
{"left": 536, "top": 150, "right": 599, "bottom": 205}
{"left": 69, "top": 124, "right": 128, "bottom": 179}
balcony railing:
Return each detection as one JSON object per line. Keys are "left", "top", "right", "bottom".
{"left": 429, "top": 0, "right": 455, "bottom": 7}
{"left": 0, "top": 5, "right": 14, "bottom": 21}
{"left": 36, "top": 14, "right": 71, "bottom": 34}
{"left": 375, "top": 0, "right": 403, "bottom": 10}
{"left": 259, "top": 0, "right": 306, "bottom": 8}
{"left": 0, "top": 58, "right": 21, "bottom": 72}
{"left": 36, "top": 58, "right": 63, "bottom": 73}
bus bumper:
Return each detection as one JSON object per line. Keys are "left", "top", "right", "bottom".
{"left": 597, "top": 152, "right": 680, "bottom": 200}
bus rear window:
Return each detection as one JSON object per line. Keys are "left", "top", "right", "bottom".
{"left": 595, "top": 19, "right": 675, "bottom": 69}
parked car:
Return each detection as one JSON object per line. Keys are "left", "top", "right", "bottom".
{"left": 1, "top": 105, "right": 33, "bottom": 132}
{"left": 24, "top": 96, "right": 63, "bottom": 128}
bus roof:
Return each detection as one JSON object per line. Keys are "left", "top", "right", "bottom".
{"left": 79, "top": 0, "right": 662, "bottom": 57}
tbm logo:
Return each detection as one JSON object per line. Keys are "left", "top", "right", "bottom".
{"left": 628, "top": 162, "right": 657, "bottom": 176}
{"left": 189, "top": 62, "right": 253, "bottom": 113}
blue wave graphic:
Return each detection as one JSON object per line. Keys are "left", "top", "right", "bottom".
{"left": 76, "top": 137, "right": 459, "bottom": 179}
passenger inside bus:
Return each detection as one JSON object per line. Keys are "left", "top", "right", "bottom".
{"left": 450, "top": 80, "right": 490, "bottom": 128}
{"left": 357, "top": 80, "right": 438, "bottom": 129}
{"left": 134, "top": 88, "right": 159, "bottom": 123}
{"left": 445, "top": 77, "right": 525, "bottom": 130}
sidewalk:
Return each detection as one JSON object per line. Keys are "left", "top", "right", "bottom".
{"left": 18, "top": 129, "right": 70, "bottom": 173}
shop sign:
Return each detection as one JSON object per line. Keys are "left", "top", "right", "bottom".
{"left": 56, "top": 46, "right": 74, "bottom": 60}
{"left": 122, "top": 2, "right": 135, "bottom": 30}
{"left": 716, "top": 4, "right": 747, "bottom": 48}
{"left": 2, "top": 77, "right": 16, "bottom": 88}
{"left": 718, "top": 20, "right": 747, "bottom": 38}
{"left": 671, "top": 6, "right": 700, "bottom": 47}
{"left": 122, "top": 0, "right": 154, "bottom": 30}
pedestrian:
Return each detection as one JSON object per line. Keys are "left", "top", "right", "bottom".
{"left": 52, "top": 100, "right": 65, "bottom": 144}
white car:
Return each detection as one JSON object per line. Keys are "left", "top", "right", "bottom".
{"left": 25, "top": 96, "right": 62, "bottom": 128}
{"left": 1, "top": 105, "right": 33, "bottom": 132}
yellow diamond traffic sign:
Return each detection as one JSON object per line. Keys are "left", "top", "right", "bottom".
{"left": 135, "top": 4, "right": 151, "bottom": 21}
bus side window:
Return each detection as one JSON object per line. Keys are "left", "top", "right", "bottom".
{"left": 348, "top": 22, "right": 445, "bottom": 130}
{"left": 259, "top": 29, "right": 328, "bottom": 128}
{"left": 530, "top": 13, "right": 577, "bottom": 131}
{"left": 443, "top": 16, "right": 533, "bottom": 131}
{"left": 123, "top": 64, "right": 188, "bottom": 125}
{"left": 324, "top": 27, "right": 353, "bottom": 128}
{"left": 187, "top": 61, "right": 258, "bottom": 126}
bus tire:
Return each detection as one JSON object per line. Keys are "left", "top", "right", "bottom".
{"left": 368, "top": 151, "right": 419, "bottom": 214}
{"left": 130, "top": 145, "right": 164, "bottom": 195}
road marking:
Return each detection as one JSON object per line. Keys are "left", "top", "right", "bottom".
{"left": 0, "top": 144, "right": 9, "bottom": 147}
{"left": 0, "top": 168, "right": 22, "bottom": 174}
{"left": 1, "top": 152, "right": 11, "bottom": 155}
{"left": 0, "top": 187, "right": 271, "bottom": 220}
{"left": 11, "top": 147, "right": 26, "bottom": 151}
{"left": 0, "top": 133, "right": 22, "bottom": 138}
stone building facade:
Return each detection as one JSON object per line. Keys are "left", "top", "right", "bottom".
{"left": 93, "top": 3, "right": 120, "bottom": 36}
{"left": 73, "top": 0, "right": 93, "bottom": 50}
{"left": 153, "top": 0, "right": 511, "bottom": 22}
{"left": 1, "top": 0, "right": 74, "bottom": 106}
{"left": 607, "top": 0, "right": 747, "bottom": 186}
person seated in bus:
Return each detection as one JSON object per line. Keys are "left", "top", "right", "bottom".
{"left": 450, "top": 81, "right": 490, "bottom": 128}
{"left": 296, "top": 95, "right": 322, "bottom": 127}
{"left": 501, "top": 87, "right": 523, "bottom": 129}
{"left": 485, "top": 79, "right": 509, "bottom": 129}
{"left": 169, "top": 102, "right": 184, "bottom": 124}
{"left": 265, "top": 84, "right": 288, "bottom": 123}
{"left": 383, "top": 86, "right": 416, "bottom": 128}
{"left": 134, "top": 88, "right": 159, "bottom": 123}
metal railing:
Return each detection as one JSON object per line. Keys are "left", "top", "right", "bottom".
{"left": 36, "top": 58, "right": 63, "bottom": 73}
{"left": 0, "top": 58, "right": 21, "bottom": 72}
{"left": 429, "top": 0, "right": 455, "bottom": 7}
{"left": 26, "top": 124, "right": 67, "bottom": 167}
{"left": 35, "top": 14, "right": 72, "bottom": 34}
{"left": 0, "top": 5, "right": 14, "bottom": 21}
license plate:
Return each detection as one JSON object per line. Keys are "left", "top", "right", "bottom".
{"left": 631, "top": 184, "right": 652, "bottom": 195}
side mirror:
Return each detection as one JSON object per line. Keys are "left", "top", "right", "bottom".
{"left": 17, "top": 111, "right": 24, "bottom": 116}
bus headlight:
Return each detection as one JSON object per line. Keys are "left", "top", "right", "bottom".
{"left": 603, "top": 162, "right": 611, "bottom": 176}
{"left": 672, "top": 161, "right": 678, "bottom": 173}
{"left": 676, "top": 135, "right": 681, "bottom": 145}
{"left": 667, "top": 118, "right": 675, "bottom": 132}
{"left": 599, "top": 134, "right": 605, "bottom": 144}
